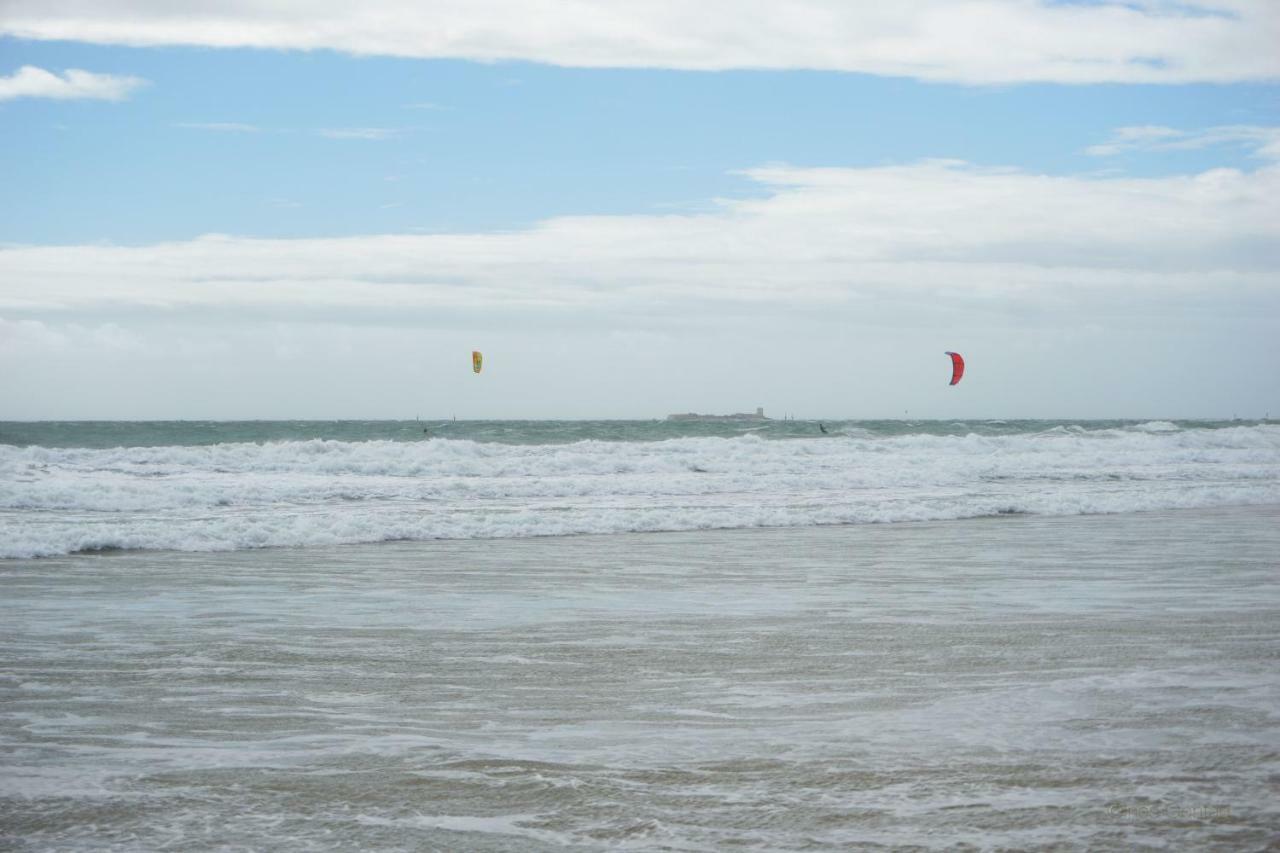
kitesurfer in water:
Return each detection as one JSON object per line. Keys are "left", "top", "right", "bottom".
{"left": 819, "top": 423, "right": 828, "bottom": 434}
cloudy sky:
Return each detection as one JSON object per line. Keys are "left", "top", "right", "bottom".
{"left": 2, "top": 1, "right": 1278, "bottom": 420}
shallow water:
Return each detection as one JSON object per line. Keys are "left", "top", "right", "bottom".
{"left": 2, "top": 505, "right": 1278, "bottom": 849}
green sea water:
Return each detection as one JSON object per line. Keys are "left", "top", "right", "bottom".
{"left": 0, "top": 418, "right": 1257, "bottom": 448}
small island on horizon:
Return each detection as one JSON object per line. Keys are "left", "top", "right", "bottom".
{"left": 667, "top": 407, "right": 769, "bottom": 422}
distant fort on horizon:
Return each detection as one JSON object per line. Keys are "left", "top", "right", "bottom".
{"left": 667, "top": 407, "right": 769, "bottom": 422}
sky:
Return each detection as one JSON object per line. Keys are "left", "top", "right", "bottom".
{"left": 1, "top": 0, "right": 1278, "bottom": 420}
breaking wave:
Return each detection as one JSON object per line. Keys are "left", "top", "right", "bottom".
{"left": 3, "top": 424, "right": 1279, "bottom": 557}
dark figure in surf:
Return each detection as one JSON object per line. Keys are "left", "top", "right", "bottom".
{"left": 819, "top": 423, "right": 828, "bottom": 434}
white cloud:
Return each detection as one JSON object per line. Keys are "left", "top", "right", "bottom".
{"left": 0, "top": 316, "right": 68, "bottom": 353}
{"left": 1087, "top": 124, "right": 1280, "bottom": 158}
{"left": 3, "top": 157, "right": 1276, "bottom": 418}
{"left": 1, "top": 159, "right": 1275, "bottom": 320}
{"left": 2, "top": 1, "right": 1277, "bottom": 84}
{"left": 176, "top": 121, "right": 261, "bottom": 133}
{"left": 0, "top": 64, "right": 147, "bottom": 101}
{"left": 1085, "top": 126, "right": 1185, "bottom": 155}
{"left": 317, "top": 127, "right": 399, "bottom": 140}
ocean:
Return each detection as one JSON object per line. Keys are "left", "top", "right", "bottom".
{"left": 2, "top": 418, "right": 1278, "bottom": 559}
{"left": 2, "top": 420, "right": 1279, "bottom": 849}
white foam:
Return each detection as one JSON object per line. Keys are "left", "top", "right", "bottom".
{"left": 3, "top": 425, "right": 1279, "bottom": 557}
{"left": 1130, "top": 420, "right": 1182, "bottom": 433}
{"left": 355, "top": 813, "right": 575, "bottom": 847}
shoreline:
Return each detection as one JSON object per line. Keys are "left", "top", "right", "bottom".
{"left": 12, "top": 501, "right": 1280, "bottom": 563}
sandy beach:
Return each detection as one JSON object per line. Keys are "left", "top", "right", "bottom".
{"left": 3, "top": 504, "right": 1277, "bottom": 850}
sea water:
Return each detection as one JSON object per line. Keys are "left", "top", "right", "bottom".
{"left": 2, "top": 419, "right": 1278, "bottom": 558}
{"left": 2, "top": 420, "right": 1279, "bottom": 849}
{"left": 2, "top": 508, "right": 1277, "bottom": 849}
